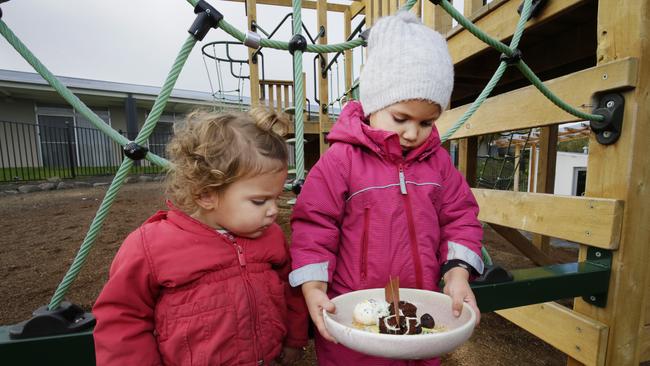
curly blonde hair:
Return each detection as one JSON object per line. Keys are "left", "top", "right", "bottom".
{"left": 165, "top": 108, "right": 289, "bottom": 213}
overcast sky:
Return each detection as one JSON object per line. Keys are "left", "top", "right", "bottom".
{"left": 0, "top": 0, "right": 368, "bottom": 102}
{"left": 0, "top": 1, "right": 469, "bottom": 103}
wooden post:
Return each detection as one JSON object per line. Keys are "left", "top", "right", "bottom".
{"left": 532, "top": 126, "right": 558, "bottom": 253}
{"left": 246, "top": 0, "right": 260, "bottom": 106}
{"left": 344, "top": 9, "right": 353, "bottom": 101}
{"left": 528, "top": 144, "right": 537, "bottom": 193}
{"left": 317, "top": 0, "right": 329, "bottom": 154}
{"left": 422, "top": 0, "right": 452, "bottom": 33}
{"left": 464, "top": 0, "right": 483, "bottom": 17}
{"left": 514, "top": 144, "right": 521, "bottom": 192}
{"left": 568, "top": 1, "right": 650, "bottom": 365}
{"left": 458, "top": 137, "right": 478, "bottom": 187}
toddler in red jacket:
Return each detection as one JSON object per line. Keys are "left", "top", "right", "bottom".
{"left": 93, "top": 108, "right": 308, "bottom": 365}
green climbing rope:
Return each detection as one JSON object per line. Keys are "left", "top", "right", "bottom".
{"left": 292, "top": 0, "right": 306, "bottom": 181}
{"left": 0, "top": 0, "right": 611, "bottom": 312}
{"left": 436, "top": 0, "right": 604, "bottom": 124}
{"left": 440, "top": 0, "right": 532, "bottom": 142}
{"left": 47, "top": 35, "right": 197, "bottom": 310}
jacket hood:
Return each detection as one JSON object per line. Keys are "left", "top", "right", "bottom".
{"left": 326, "top": 101, "right": 441, "bottom": 163}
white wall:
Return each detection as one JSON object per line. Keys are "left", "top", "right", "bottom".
{"left": 529, "top": 150, "right": 588, "bottom": 196}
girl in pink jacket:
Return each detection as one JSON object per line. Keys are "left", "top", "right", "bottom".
{"left": 93, "top": 109, "right": 308, "bottom": 365}
{"left": 289, "top": 11, "right": 484, "bottom": 366}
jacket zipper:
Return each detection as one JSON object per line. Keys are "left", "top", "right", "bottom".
{"left": 398, "top": 164, "right": 424, "bottom": 289}
{"left": 230, "top": 238, "right": 263, "bottom": 364}
{"left": 360, "top": 208, "right": 370, "bottom": 280}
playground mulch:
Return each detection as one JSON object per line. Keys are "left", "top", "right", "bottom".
{"left": 0, "top": 181, "right": 579, "bottom": 365}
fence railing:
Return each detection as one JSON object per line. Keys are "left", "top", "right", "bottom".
{"left": 0, "top": 120, "right": 172, "bottom": 183}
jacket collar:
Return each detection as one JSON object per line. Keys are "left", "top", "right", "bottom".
{"left": 327, "top": 101, "right": 440, "bottom": 163}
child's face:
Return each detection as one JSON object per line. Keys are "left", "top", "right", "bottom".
{"left": 368, "top": 100, "right": 441, "bottom": 151}
{"left": 194, "top": 169, "right": 287, "bottom": 238}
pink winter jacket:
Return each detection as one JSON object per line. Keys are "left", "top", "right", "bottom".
{"left": 93, "top": 205, "right": 308, "bottom": 366}
{"left": 290, "top": 101, "right": 483, "bottom": 365}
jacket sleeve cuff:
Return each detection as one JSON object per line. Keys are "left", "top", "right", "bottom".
{"left": 289, "top": 262, "right": 329, "bottom": 287}
{"left": 445, "top": 241, "right": 485, "bottom": 275}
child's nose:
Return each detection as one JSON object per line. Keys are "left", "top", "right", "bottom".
{"left": 266, "top": 202, "right": 278, "bottom": 217}
{"left": 402, "top": 124, "right": 419, "bottom": 141}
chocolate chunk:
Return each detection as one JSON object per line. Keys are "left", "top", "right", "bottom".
{"left": 420, "top": 313, "right": 435, "bottom": 329}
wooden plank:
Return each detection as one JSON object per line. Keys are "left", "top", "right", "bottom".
{"left": 464, "top": 0, "right": 484, "bottom": 17}
{"left": 275, "top": 84, "right": 282, "bottom": 113}
{"left": 268, "top": 83, "right": 274, "bottom": 110}
{"left": 473, "top": 188, "right": 624, "bottom": 249}
{"left": 317, "top": 0, "right": 329, "bottom": 154}
{"left": 283, "top": 85, "right": 290, "bottom": 109}
{"left": 344, "top": 9, "right": 353, "bottom": 100}
{"left": 222, "top": 0, "right": 347, "bottom": 12}
{"left": 350, "top": 1, "right": 365, "bottom": 18}
{"left": 642, "top": 324, "right": 650, "bottom": 362}
{"left": 247, "top": 0, "right": 260, "bottom": 106}
{"left": 436, "top": 58, "right": 638, "bottom": 139}
{"left": 447, "top": 0, "right": 586, "bottom": 65}
{"left": 389, "top": 0, "right": 398, "bottom": 14}
{"left": 570, "top": 0, "right": 650, "bottom": 363}
{"left": 497, "top": 302, "right": 608, "bottom": 366}
{"left": 422, "top": 0, "right": 452, "bottom": 33}
{"left": 489, "top": 223, "right": 555, "bottom": 266}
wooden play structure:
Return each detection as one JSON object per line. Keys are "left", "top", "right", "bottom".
{"left": 0, "top": 0, "right": 648, "bottom": 365}
{"left": 231, "top": 0, "right": 648, "bottom": 364}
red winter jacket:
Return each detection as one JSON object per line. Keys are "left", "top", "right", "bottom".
{"left": 93, "top": 206, "right": 308, "bottom": 366}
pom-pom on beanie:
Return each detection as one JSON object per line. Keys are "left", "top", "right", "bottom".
{"left": 359, "top": 11, "right": 454, "bottom": 116}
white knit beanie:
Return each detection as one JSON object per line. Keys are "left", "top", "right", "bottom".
{"left": 359, "top": 11, "right": 454, "bottom": 116}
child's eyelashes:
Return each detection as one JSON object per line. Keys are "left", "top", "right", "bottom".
{"left": 251, "top": 199, "right": 267, "bottom": 206}
{"left": 392, "top": 116, "right": 407, "bottom": 123}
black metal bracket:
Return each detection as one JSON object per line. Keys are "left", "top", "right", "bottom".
{"left": 8, "top": 302, "right": 95, "bottom": 339}
{"left": 500, "top": 49, "right": 522, "bottom": 66}
{"left": 188, "top": 0, "right": 223, "bottom": 41}
{"left": 581, "top": 247, "right": 612, "bottom": 307}
{"left": 590, "top": 93, "right": 625, "bottom": 145}
{"left": 288, "top": 34, "right": 307, "bottom": 55}
{"left": 123, "top": 141, "right": 149, "bottom": 161}
{"left": 428, "top": 0, "right": 442, "bottom": 5}
{"left": 517, "top": 0, "right": 549, "bottom": 20}
{"left": 472, "top": 265, "right": 514, "bottom": 285}
{"left": 359, "top": 28, "right": 371, "bottom": 45}
{"left": 0, "top": 0, "right": 8, "bottom": 19}
{"left": 291, "top": 178, "right": 305, "bottom": 195}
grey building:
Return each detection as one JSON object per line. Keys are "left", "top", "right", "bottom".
{"left": 0, "top": 69, "right": 244, "bottom": 182}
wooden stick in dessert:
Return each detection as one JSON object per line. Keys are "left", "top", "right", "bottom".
{"left": 384, "top": 275, "right": 401, "bottom": 327}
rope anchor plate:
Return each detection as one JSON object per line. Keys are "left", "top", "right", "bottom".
{"left": 591, "top": 93, "right": 625, "bottom": 145}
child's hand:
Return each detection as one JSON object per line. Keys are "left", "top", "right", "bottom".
{"left": 302, "top": 281, "right": 337, "bottom": 343}
{"left": 277, "top": 346, "right": 303, "bottom": 365}
{"left": 442, "top": 267, "right": 481, "bottom": 325}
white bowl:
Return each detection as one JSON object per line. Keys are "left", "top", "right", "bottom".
{"left": 322, "top": 288, "right": 476, "bottom": 360}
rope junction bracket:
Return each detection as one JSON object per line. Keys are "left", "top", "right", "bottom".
{"left": 8, "top": 301, "right": 95, "bottom": 340}
{"left": 0, "top": 0, "right": 9, "bottom": 19}
{"left": 591, "top": 93, "right": 625, "bottom": 145}
{"left": 500, "top": 48, "right": 522, "bottom": 66}
{"left": 188, "top": 0, "right": 223, "bottom": 41}
{"left": 244, "top": 30, "right": 262, "bottom": 49}
{"left": 288, "top": 34, "right": 307, "bottom": 54}
{"left": 123, "top": 141, "right": 149, "bottom": 161}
